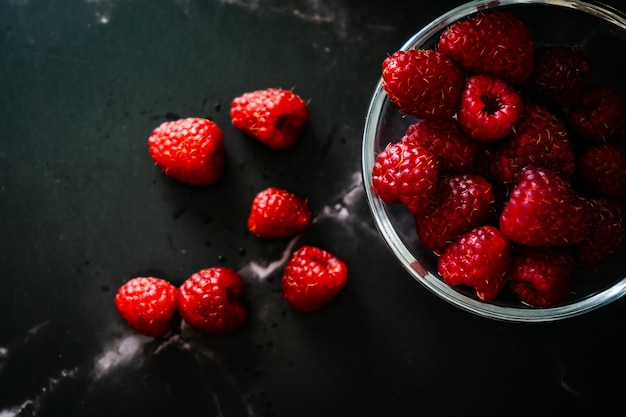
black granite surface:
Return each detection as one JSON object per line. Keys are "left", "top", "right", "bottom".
{"left": 1, "top": 0, "right": 626, "bottom": 416}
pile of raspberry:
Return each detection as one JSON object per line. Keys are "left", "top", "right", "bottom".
{"left": 373, "top": 10, "right": 626, "bottom": 308}
{"left": 115, "top": 88, "right": 349, "bottom": 338}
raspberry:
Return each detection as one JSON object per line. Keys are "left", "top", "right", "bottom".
{"left": 247, "top": 187, "right": 313, "bottom": 239}
{"left": 438, "top": 225, "right": 510, "bottom": 302}
{"left": 230, "top": 88, "right": 309, "bottom": 149}
{"left": 508, "top": 247, "right": 575, "bottom": 308}
{"left": 569, "top": 85, "right": 626, "bottom": 142}
{"left": 282, "top": 245, "right": 348, "bottom": 312}
{"left": 371, "top": 141, "right": 439, "bottom": 214}
{"left": 402, "top": 119, "right": 479, "bottom": 174}
{"left": 438, "top": 11, "right": 535, "bottom": 85}
{"left": 177, "top": 267, "right": 247, "bottom": 335}
{"left": 381, "top": 49, "right": 465, "bottom": 120}
{"left": 415, "top": 174, "right": 495, "bottom": 255}
{"left": 576, "top": 199, "right": 626, "bottom": 268}
{"left": 148, "top": 117, "right": 226, "bottom": 186}
{"left": 492, "top": 102, "right": 575, "bottom": 184}
{"left": 370, "top": 8, "right": 626, "bottom": 309}
{"left": 458, "top": 75, "right": 524, "bottom": 142}
{"left": 527, "top": 46, "right": 592, "bottom": 107}
{"left": 114, "top": 277, "right": 178, "bottom": 338}
{"left": 576, "top": 143, "right": 626, "bottom": 200}
{"left": 499, "top": 166, "right": 592, "bottom": 247}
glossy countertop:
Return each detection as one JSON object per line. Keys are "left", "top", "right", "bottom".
{"left": 1, "top": 1, "right": 626, "bottom": 416}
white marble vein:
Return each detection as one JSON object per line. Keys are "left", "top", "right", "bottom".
{"left": 0, "top": 169, "right": 371, "bottom": 416}
{"left": 242, "top": 237, "right": 301, "bottom": 282}
{"left": 93, "top": 333, "right": 149, "bottom": 379}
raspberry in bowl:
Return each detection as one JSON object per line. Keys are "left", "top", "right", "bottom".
{"left": 362, "top": 0, "right": 626, "bottom": 322}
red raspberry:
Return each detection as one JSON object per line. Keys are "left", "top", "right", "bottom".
{"left": 492, "top": 102, "right": 575, "bottom": 184}
{"left": 247, "top": 187, "right": 313, "bottom": 239}
{"left": 230, "top": 88, "right": 309, "bottom": 150}
{"left": 402, "top": 119, "right": 479, "bottom": 174}
{"left": 438, "top": 11, "right": 535, "bottom": 85}
{"left": 381, "top": 49, "right": 465, "bottom": 120}
{"left": 148, "top": 118, "right": 226, "bottom": 186}
{"left": 576, "top": 199, "right": 626, "bottom": 268}
{"left": 114, "top": 277, "right": 178, "bottom": 338}
{"left": 371, "top": 141, "right": 439, "bottom": 214}
{"left": 508, "top": 247, "right": 575, "bottom": 308}
{"left": 458, "top": 75, "right": 524, "bottom": 142}
{"left": 576, "top": 143, "right": 626, "bottom": 200}
{"left": 416, "top": 174, "right": 495, "bottom": 255}
{"left": 499, "top": 166, "right": 592, "bottom": 247}
{"left": 282, "top": 245, "right": 348, "bottom": 312}
{"left": 177, "top": 267, "right": 247, "bottom": 335}
{"left": 438, "top": 225, "right": 510, "bottom": 302}
{"left": 527, "top": 46, "right": 592, "bottom": 107}
{"left": 569, "top": 85, "right": 626, "bottom": 142}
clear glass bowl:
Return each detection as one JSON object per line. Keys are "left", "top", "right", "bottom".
{"left": 362, "top": 0, "right": 626, "bottom": 322}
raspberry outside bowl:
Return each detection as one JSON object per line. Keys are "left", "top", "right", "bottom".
{"left": 362, "top": 0, "right": 626, "bottom": 322}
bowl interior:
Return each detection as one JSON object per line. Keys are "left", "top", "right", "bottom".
{"left": 362, "top": 0, "right": 626, "bottom": 322}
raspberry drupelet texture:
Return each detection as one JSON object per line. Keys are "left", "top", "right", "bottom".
{"left": 458, "top": 75, "right": 524, "bottom": 142}
{"left": 371, "top": 140, "right": 439, "bottom": 215}
{"left": 527, "top": 46, "right": 592, "bottom": 107}
{"left": 576, "top": 143, "right": 626, "bottom": 200}
{"left": 438, "top": 225, "right": 511, "bottom": 302}
{"left": 438, "top": 10, "right": 535, "bottom": 85}
{"left": 381, "top": 49, "right": 465, "bottom": 120}
{"left": 508, "top": 247, "right": 575, "bottom": 308}
{"left": 569, "top": 85, "right": 626, "bottom": 142}
{"left": 576, "top": 199, "right": 626, "bottom": 268}
{"left": 415, "top": 174, "right": 495, "bottom": 255}
{"left": 114, "top": 277, "right": 178, "bottom": 338}
{"left": 492, "top": 102, "right": 576, "bottom": 184}
{"left": 247, "top": 187, "right": 313, "bottom": 239}
{"left": 282, "top": 245, "right": 348, "bottom": 312}
{"left": 230, "top": 88, "right": 309, "bottom": 149}
{"left": 499, "top": 166, "right": 592, "bottom": 247}
{"left": 178, "top": 267, "right": 247, "bottom": 335}
{"left": 402, "top": 119, "right": 480, "bottom": 175}
{"left": 148, "top": 117, "right": 226, "bottom": 186}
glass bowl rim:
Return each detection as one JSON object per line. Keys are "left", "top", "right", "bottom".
{"left": 361, "top": 0, "right": 626, "bottom": 322}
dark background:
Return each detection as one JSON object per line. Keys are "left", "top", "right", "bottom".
{"left": 1, "top": 0, "right": 625, "bottom": 416}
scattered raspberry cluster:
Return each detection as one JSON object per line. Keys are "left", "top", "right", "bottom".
{"left": 374, "top": 10, "right": 626, "bottom": 308}
{"left": 115, "top": 88, "right": 348, "bottom": 338}
{"left": 147, "top": 88, "right": 309, "bottom": 186}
